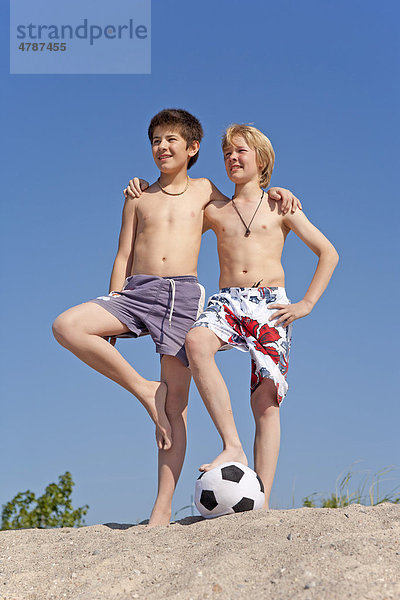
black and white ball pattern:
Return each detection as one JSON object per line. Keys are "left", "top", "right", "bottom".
{"left": 195, "top": 462, "right": 265, "bottom": 519}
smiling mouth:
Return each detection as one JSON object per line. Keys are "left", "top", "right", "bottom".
{"left": 230, "top": 165, "right": 242, "bottom": 172}
{"left": 158, "top": 155, "right": 172, "bottom": 160}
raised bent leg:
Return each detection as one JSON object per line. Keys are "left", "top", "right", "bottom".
{"left": 251, "top": 378, "right": 280, "bottom": 508}
{"left": 148, "top": 355, "right": 191, "bottom": 527}
{"left": 185, "top": 327, "right": 247, "bottom": 472}
{"left": 52, "top": 302, "right": 172, "bottom": 449}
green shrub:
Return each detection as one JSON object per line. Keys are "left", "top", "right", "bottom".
{"left": 1, "top": 471, "right": 89, "bottom": 530}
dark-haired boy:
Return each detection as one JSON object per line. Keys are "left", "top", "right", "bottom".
{"left": 53, "top": 109, "right": 300, "bottom": 525}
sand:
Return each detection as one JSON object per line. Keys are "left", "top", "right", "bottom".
{"left": 0, "top": 503, "right": 399, "bottom": 600}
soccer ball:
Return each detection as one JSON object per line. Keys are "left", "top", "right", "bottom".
{"left": 194, "top": 462, "right": 265, "bottom": 519}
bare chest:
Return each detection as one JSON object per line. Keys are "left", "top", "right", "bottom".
{"left": 209, "top": 203, "right": 284, "bottom": 240}
{"left": 137, "top": 196, "right": 203, "bottom": 230}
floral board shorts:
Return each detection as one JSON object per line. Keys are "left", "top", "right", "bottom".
{"left": 191, "top": 286, "right": 292, "bottom": 404}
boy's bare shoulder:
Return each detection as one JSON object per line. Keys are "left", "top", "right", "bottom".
{"left": 143, "top": 181, "right": 161, "bottom": 194}
{"left": 206, "top": 197, "right": 231, "bottom": 212}
{"left": 189, "top": 177, "right": 213, "bottom": 193}
{"left": 281, "top": 204, "right": 309, "bottom": 227}
{"left": 192, "top": 178, "right": 230, "bottom": 209}
{"left": 189, "top": 176, "right": 209, "bottom": 184}
{"left": 189, "top": 177, "right": 226, "bottom": 196}
{"left": 265, "top": 195, "right": 289, "bottom": 221}
{"left": 135, "top": 181, "right": 162, "bottom": 205}
{"left": 122, "top": 192, "right": 140, "bottom": 210}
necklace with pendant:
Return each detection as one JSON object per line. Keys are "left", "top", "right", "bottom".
{"left": 156, "top": 176, "right": 190, "bottom": 196}
{"left": 231, "top": 189, "right": 265, "bottom": 237}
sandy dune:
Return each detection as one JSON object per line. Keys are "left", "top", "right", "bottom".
{"left": 0, "top": 503, "right": 399, "bottom": 600}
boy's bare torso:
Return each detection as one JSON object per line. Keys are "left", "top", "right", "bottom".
{"left": 131, "top": 179, "right": 211, "bottom": 277}
{"left": 205, "top": 196, "right": 288, "bottom": 289}
{"left": 130, "top": 178, "right": 287, "bottom": 287}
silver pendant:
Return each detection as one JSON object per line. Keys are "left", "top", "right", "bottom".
{"left": 245, "top": 229, "right": 251, "bottom": 237}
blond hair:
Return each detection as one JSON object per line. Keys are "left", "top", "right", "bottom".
{"left": 222, "top": 124, "right": 275, "bottom": 188}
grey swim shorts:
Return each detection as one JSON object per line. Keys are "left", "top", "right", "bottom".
{"left": 89, "top": 274, "right": 205, "bottom": 367}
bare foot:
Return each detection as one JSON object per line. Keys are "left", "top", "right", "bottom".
{"left": 147, "top": 506, "right": 171, "bottom": 527}
{"left": 141, "top": 381, "right": 172, "bottom": 450}
{"left": 199, "top": 446, "right": 248, "bottom": 472}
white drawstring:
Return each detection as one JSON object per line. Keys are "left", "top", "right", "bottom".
{"left": 166, "top": 278, "right": 176, "bottom": 327}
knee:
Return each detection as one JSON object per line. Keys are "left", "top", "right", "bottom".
{"left": 185, "top": 328, "right": 213, "bottom": 364}
{"left": 52, "top": 311, "right": 79, "bottom": 344}
{"left": 185, "top": 328, "right": 200, "bottom": 355}
{"left": 251, "top": 381, "right": 279, "bottom": 420}
{"left": 52, "top": 313, "right": 67, "bottom": 343}
{"left": 252, "top": 399, "right": 279, "bottom": 422}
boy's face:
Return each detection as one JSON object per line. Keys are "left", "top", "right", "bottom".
{"left": 151, "top": 125, "right": 199, "bottom": 172}
{"left": 223, "top": 136, "right": 261, "bottom": 185}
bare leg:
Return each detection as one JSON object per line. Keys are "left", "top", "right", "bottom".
{"left": 185, "top": 327, "right": 247, "bottom": 472}
{"left": 148, "top": 356, "right": 191, "bottom": 527}
{"left": 52, "top": 302, "right": 172, "bottom": 449}
{"left": 251, "top": 378, "right": 280, "bottom": 509}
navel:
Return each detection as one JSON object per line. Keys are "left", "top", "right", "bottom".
{"left": 162, "top": 257, "right": 166, "bottom": 262}
{"left": 242, "top": 270, "right": 248, "bottom": 274}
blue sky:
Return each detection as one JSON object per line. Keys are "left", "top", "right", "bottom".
{"left": 1, "top": 0, "right": 399, "bottom": 525}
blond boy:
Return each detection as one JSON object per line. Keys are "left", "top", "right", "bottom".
{"left": 53, "top": 110, "right": 299, "bottom": 525}
{"left": 185, "top": 124, "right": 339, "bottom": 508}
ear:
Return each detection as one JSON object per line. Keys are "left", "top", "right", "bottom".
{"left": 188, "top": 140, "right": 200, "bottom": 157}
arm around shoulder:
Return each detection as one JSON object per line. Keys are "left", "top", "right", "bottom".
{"left": 208, "top": 179, "right": 228, "bottom": 203}
{"left": 199, "top": 178, "right": 227, "bottom": 233}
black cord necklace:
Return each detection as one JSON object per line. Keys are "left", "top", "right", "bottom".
{"left": 231, "top": 189, "right": 265, "bottom": 237}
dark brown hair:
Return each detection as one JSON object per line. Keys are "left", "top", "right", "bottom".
{"left": 148, "top": 108, "right": 203, "bottom": 169}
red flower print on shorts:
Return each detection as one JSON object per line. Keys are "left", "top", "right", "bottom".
{"left": 253, "top": 340, "right": 280, "bottom": 364}
{"left": 258, "top": 323, "right": 280, "bottom": 345}
{"left": 241, "top": 317, "right": 260, "bottom": 338}
{"left": 223, "top": 305, "right": 242, "bottom": 335}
